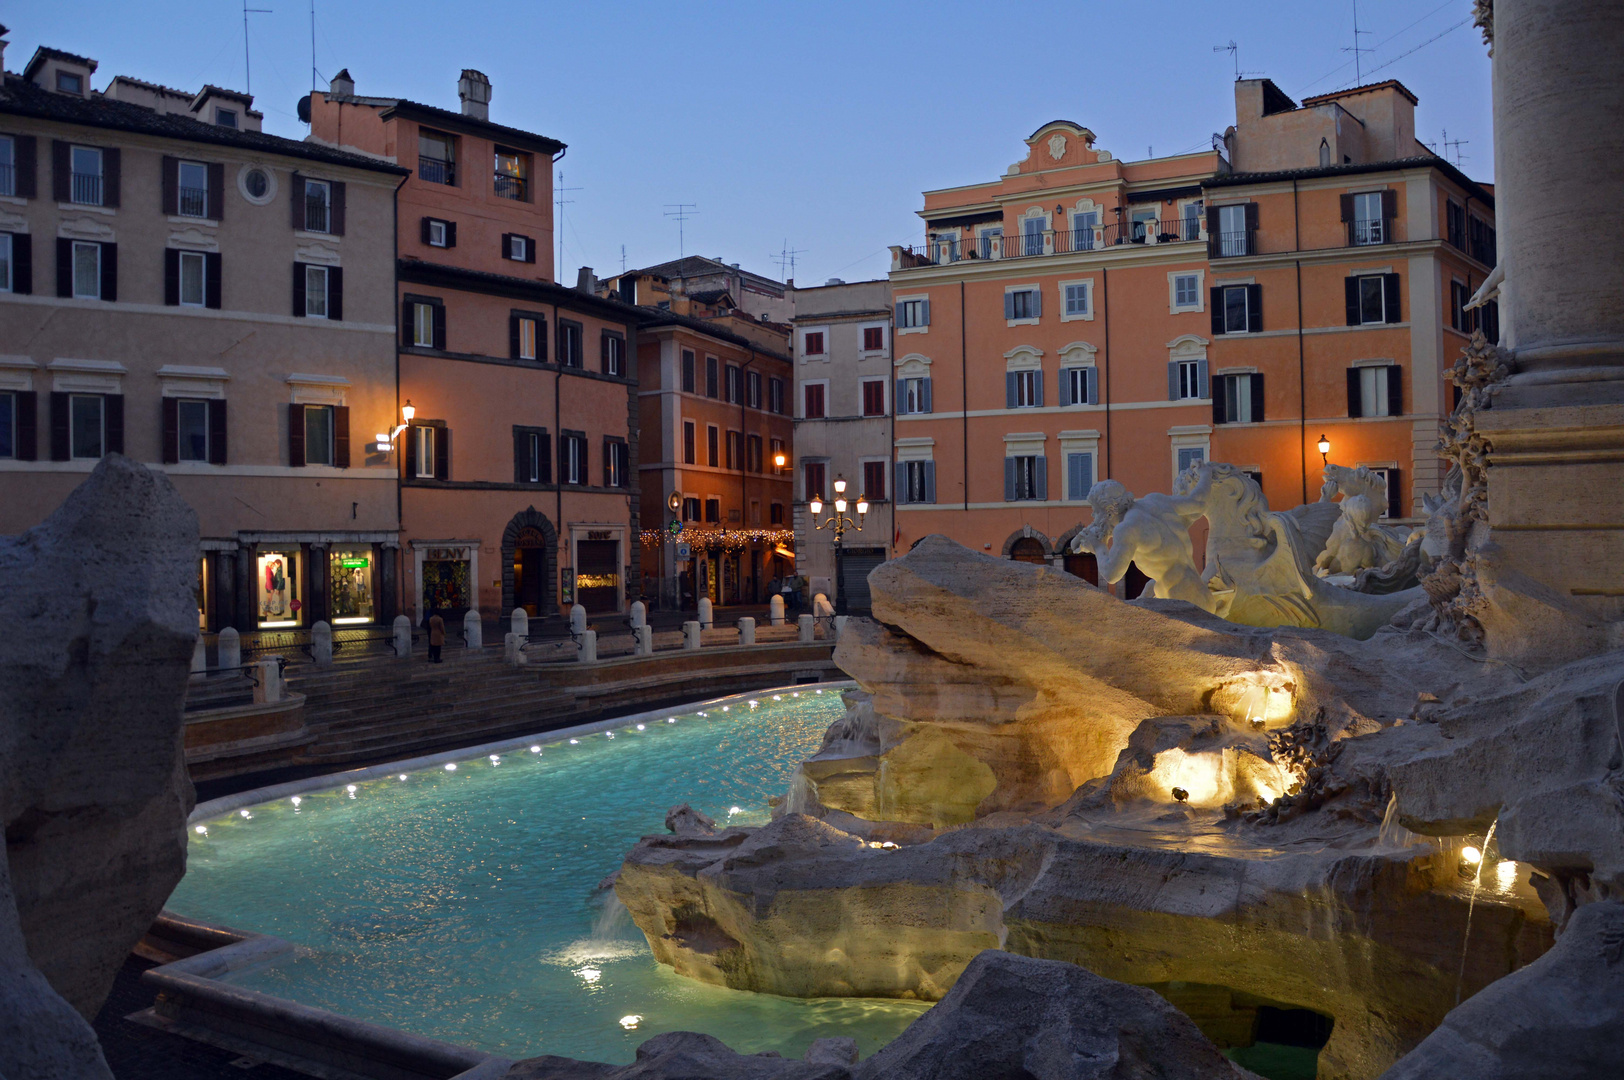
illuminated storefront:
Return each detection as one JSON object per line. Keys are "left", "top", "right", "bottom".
{"left": 328, "top": 546, "right": 376, "bottom": 625}
{"left": 256, "top": 548, "right": 303, "bottom": 628}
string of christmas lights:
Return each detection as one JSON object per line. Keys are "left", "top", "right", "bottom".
{"left": 639, "top": 528, "right": 796, "bottom": 551}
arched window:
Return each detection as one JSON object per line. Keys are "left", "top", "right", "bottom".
{"left": 1010, "top": 537, "right": 1048, "bottom": 564}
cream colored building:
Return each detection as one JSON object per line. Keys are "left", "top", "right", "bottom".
{"left": 0, "top": 41, "right": 406, "bottom": 633}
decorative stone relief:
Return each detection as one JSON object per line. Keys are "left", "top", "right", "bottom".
{"left": 294, "top": 240, "right": 341, "bottom": 266}
{"left": 167, "top": 225, "right": 219, "bottom": 252}
{"left": 57, "top": 216, "right": 115, "bottom": 242}
{"left": 1047, "top": 133, "right": 1067, "bottom": 160}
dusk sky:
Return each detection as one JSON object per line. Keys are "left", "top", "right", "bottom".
{"left": 8, "top": 0, "right": 1493, "bottom": 287}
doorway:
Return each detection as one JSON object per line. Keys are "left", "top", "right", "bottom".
{"left": 514, "top": 525, "right": 548, "bottom": 616}
{"left": 1010, "top": 537, "right": 1048, "bottom": 564}
{"left": 1063, "top": 552, "right": 1099, "bottom": 585}
{"left": 576, "top": 539, "right": 621, "bottom": 613}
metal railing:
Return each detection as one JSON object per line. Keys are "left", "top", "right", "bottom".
{"left": 1350, "top": 218, "right": 1387, "bottom": 246}
{"left": 304, "top": 195, "right": 329, "bottom": 233}
{"left": 178, "top": 185, "right": 207, "bottom": 217}
{"left": 1212, "top": 229, "right": 1253, "bottom": 257}
{"left": 71, "top": 171, "right": 102, "bottom": 205}
{"left": 0, "top": 162, "right": 13, "bottom": 197}
{"left": 418, "top": 158, "right": 455, "bottom": 185}
{"left": 910, "top": 218, "right": 1205, "bottom": 265}
{"left": 494, "top": 174, "right": 527, "bottom": 201}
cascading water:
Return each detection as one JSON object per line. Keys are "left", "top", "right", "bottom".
{"left": 1376, "top": 792, "right": 1424, "bottom": 850}
{"left": 876, "top": 758, "right": 891, "bottom": 818}
{"left": 781, "top": 770, "right": 811, "bottom": 816}
{"left": 1455, "top": 816, "right": 1499, "bottom": 1005}
{"left": 590, "top": 891, "right": 631, "bottom": 942}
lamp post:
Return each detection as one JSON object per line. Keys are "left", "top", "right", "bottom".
{"left": 1317, "top": 434, "right": 1331, "bottom": 466}
{"left": 807, "top": 475, "right": 868, "bottom": 616}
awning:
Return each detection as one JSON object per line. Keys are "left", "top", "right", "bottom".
{"left": 773, "top": 544, "right": 795, "bottom": 560}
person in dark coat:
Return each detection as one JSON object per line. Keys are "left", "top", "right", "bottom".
{"left": 428, "top": 610, "right": 445, "bottom": 663}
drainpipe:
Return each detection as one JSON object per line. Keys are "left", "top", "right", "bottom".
{"left": 553, "top": 299, "right": 563, "bottom": 621}
{"left": 959, "top": 279, "right": 968, "bottom": 512}
{"left": 1295, "top": 179, "right": 1307, "bottom": 505}
{"left": 1101, "top": 267, "right": 1111, "bottom": 479}
{"left": 391, "top": 168, "right": 408, "bottom": 623}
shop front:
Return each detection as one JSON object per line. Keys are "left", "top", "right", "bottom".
{"left": 255, "top": 546, "right": 304, "bottom": 629}
{"left": 327, "top": 546, "right": 377, "bottom": 625}
{"left": 569, "top": 525, "right": 625, "bottom": 615}
{"left": 414, "top": 541, "right": 477, "bottom": 623}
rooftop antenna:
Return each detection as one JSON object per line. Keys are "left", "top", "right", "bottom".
{"left": 555, "top": 170, "right": 581, "bottom": 279}
{"left": 664, "top": 203, "right": 697, "bottom": 258}
{"left": 620, "top": 244, "right": 627, "bottom": 274}
{"left": 309, "top": 0, "right": 317, "bottom": 98}
{"left": 1440, "top": 128, "right": 1469, "bottom": 167}
{"left": 242, "top": 0, "right": 273, "bottom": 96}
{"left": 1343, "top": 0, "right": 1374, "bottom": 86}
{"left": 772, "top": 240, "right": 806, "bottom": 282}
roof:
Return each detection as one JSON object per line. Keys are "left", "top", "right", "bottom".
{"left": 363, "top": 95, "right": 564, "bottom": 157}
{"left": 193, "top": 84, "right": 254, "bottom": 107}
{"left": 1301, "top": 79, "right": 1419, "bottom": 109}
{"left": 635, "top": 307, "right": 792, "bottom": 362}
{"left": 398, "top": 260, "right": 644, "bottom": 324}
{"left": 687, "top": 288, "right": 734, "bottom": 307}
{"left": 1203, "top": 154, "right": 1493, "bottom": 207}
{"left": 634, "top": 255, "right": 786, "bottom": 290}
{"left": 104, "top": 75, "right": 192, "bottom": 101}
{"left": 1026, "top": 119, "right": 1092, "bottom": 141}
{"left": 0, "top": 75, "right": 408, "bottom": 175}
{"left": 23, "top": 46, "right": 96, "bottom": 80}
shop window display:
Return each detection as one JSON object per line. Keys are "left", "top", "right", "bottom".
{"left": 257, "top": 550, "right": 301, "bottom": 628}
{"left": 329, "top": 547, "right": 375, "bottom": 624}
{"left": 421, "top": 549, "right": 470, "bottom": 614}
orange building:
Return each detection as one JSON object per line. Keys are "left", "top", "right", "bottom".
{"left": 309, "top": 68, "right": 642, "bottom": 624}
{"left": 881, "top": 79, "right": 1494, "bottom": 585}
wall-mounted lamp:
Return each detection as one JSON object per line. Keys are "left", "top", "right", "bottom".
{"left": 773, "top": 451, "right": 787, "bottom": 470}
{"left": 401, "top": 400, "right": 416, "bottom": 423}
{"left": 374, "top": 401, "right": 420, "bottom": 453}
{"left": 1317, "top": 434, "right": 1331, "bottom": 465}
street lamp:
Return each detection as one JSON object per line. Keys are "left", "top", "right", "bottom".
{"left": 774, "top": 450, "right": 787, "bottom": 470}
{"left": 1317, "top": 434, "right": 1331, "bottom": 465}
{"left": 808, "top": 474, "right": 867, "bottom": 616}
{"left": 375, "top": 401, "right": 419, "bottom": 453}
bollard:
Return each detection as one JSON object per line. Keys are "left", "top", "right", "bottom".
{"left": 570, "top": 604, "right": 587, "bottom": 635}
{"left": 253, "top": 657, "right": 284, "bottom": 704}
{"left": 769, "top": 594, "right": 785, "bottom": 626}
{"left": 217, "top": 626, "right": 241, "bottom": 671}
{"left": 190, "top": 637, "right": 207, "bottom": 678}
{"left": 798, "top": 614, "right": 814, "bottom": 643}
{"left": 813, "top": 593, "right": 834, "bottom": 618}
{"left": 630, "top": 600, "right": 646, "bottom": 629}
{"left": 511, "top": 607, "right": 529, "bottom": 641}
{"left": 738, "top": 616, "right": 756, "bottom": 646}
{"left": 579, "top": 629, "right": 597, "bottom": 663}
{"left": 393, "top": 615, "right": 412, "bottom": 658}
{"left": 637, "top": 624, "right": 654, "bottom": 655}
{"left": 697, "top": 597, "right": 713, "bottom": 630}
{"left": 311, "top": 620, "right": 333, "bottom": 667}
{"left": 683, "top": 620, "right": 702, "bottom": 650}
{"left": 833, "top": 615, "right": 848, "bottom": 640}
{"left": 464, "top": 609, "right": 482, "bottom": 649}
{"left": 503, "top": 632, "right": 518, "bottom": 665}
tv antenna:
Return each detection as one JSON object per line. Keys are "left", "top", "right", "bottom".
{"left": 1212, "top": 41, "right": 1261, "bottom": 82}
{"left": 1440, "top": 128, "right": 1469, "bottom": 167}
{"left": 1343, "top": 0, "right": 1374, "bottom": 86}
{"left": 555, "top": 170, "right": 581, "bottom": 278}
{"left": 242, "top": 0, "right": 273, "bottom": 95}
{"left": 664, "top": 203, "right": 697, "bottom": 258}
{"left": 772, "top": 240, "right": 806, "bottom": 282}
{"left": 620, "top": 244, "right": 627, "bottom": 274}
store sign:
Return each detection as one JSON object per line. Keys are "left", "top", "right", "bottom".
{"left": 676, "top": 543, "right": 691, "bottom": 559}
{"left": 424, "top": 548, "right": 467, "bottom": 562}
{"left": 339, "top": 559, "right": 369, "bottom": 569}
{"left": 587, "top": 530, "right": 614, "bottom": 541}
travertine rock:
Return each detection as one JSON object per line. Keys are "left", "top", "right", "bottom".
{"left": 505, "top": 1031, "right": 851, "bottom": 1079}
{"left": 665, "top": 803, "right": 718, "bottom": 836}
{"left": 0, "top": 455, "right": 198, "bottom": 1040}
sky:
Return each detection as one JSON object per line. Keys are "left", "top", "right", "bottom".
{"left": 7, "top": 0, "right": 1493, "bottom": 287}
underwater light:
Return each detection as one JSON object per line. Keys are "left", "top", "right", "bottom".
{"left": 619, "top": 1015, "right": 642, "bottom": 1030}
{"left": 570, "top": 739, "right": 580, "bottom": 744}
{"left": 1461, "top": 845, "right": 1483, "bottom": 865}
{"left": 531, "top": 746, "right": 542, "bottom": 753}
{"left": 728, "top": 806, "right": 742, "bottom": 816}
{"left": 346, "top": 785, "right": 357, "bottom": 793}
{"left": 399, "top": 774, "right": 408, "bottom": 781}
{"left": 667, "top": 718, "right": 676, "bottom": 723}
{"left": 291, "top": 796, "right": 301, "bottom": 806}
{"left": 749, "top": 700, "right": 759, "bottom": 708}
{"left": 636, "top": 724, "right": 646, "bottom": 730}
{"left": 722, "top": 706, "right": 730, "bottom": 712}
{"left": 577, "top": 967, "right": 601, "bottom": 984}
{"left": 445, "top": 763, "right": 458, "bottom": 772}
{"left": 1496, "top": 860, "right": 1518, "bottom": 887}
{"left": 195, "top": 825, "right": 207, "bottom": 835}
{"left": 490, "top": 755, "right": 501, "bottom": 763}
{"left": 240, "top": 810, "right": 251, "bottom": 818}
{"left": 606, "top": 732, "right": 615, "bottom": 740}
{"left": 773, "top": 695, "right": 782, "bottom": 701}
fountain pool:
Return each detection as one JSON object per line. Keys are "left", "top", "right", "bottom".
{"left": 170, "top": 686, "right": 930, "bottom": 1064}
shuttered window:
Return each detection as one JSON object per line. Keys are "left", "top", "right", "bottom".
{"left": 1066, "top": 452, "right": 1095, "bottom": 501}
{"left": 1212, "top": 373, "right": 1264, "bottom": 424}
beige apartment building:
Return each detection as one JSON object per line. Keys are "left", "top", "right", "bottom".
{"left": 0, "top": 40, "right": 406, "bottom": 633}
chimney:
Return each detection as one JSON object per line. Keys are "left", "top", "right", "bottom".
{"left": 0, "top": 26, "right": 9, "bottom": 74}
{"left": 576, "top": 267, "right": 597, "bottom": 294}
{"left": 458, "top": 69, "right": 491, "bottom": 121}
{"left": 329, "top": 68, "right": 354, "bottom": 98}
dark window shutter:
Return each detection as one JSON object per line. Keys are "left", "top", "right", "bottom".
{"left": 14, "top": 136, "right": 35, "bottom": 199}
{"left": 1087, "top": 367, "right": 1099, "bottom": 405}
{"left": 1205, "top": 206, "right": 1220, "bottom": 257}
{"left": 1347, "top": 367, "right": 1363, "bottom": 418}
{"left": 1345, "top": 277, "right": 1360, "bottom": 326}
{"left": 500, "top": 233, "right": 513, "bottom": 258}
{"left": 1005, "top": 371, "right": 1017, "bottom": 408}
{"left": 539, "top": 428, "right": 551, "bottom": 482}
{"left": 1196, "top": 361, "right": 1208, "bottom": 399}
{"left": 56, "top": 237, "right": 71, "bottom": 297}
{"left": 1035, "top": 455, "right": 1048, "bottom": 500}
{"left": 895, "top": 378, "right": 905, "bottom": 412}
{"left": 333, "top": 405, "right": 350, "bottom": 468}
{"left": 895, "top": 462, "right": 908, "bottom": 505}
{"left": 162, "top": 156, "right": 179, "bottom": 215}
{"left": 162, "top": 396, "right": 179, "bottom": 463}
{"left": 537, "top": 316, "right": 548, "bottom": 361}
{"left": 292, "top": 261, "right": 306, "bottom": 316}
{"left": 602, "top": 437, "right": 612, "bottom": 486}
{"left": 290, "top": 172, "right": 304, "bottom": 229}
{"left": 104, "top": 394, "right": 123, "bottom": 453}
{"left": 510, "top": 314, "right": 521, "bottom": 358}
{"left": 446, "top": 221, "right": 457, "bottom": 247}
{"left": 894, "top": 302, "right": 903, "bottom": 325}
{"left": 208, "top": 398, "right": 227, "bottom": 465}
{"left": 163, "top": 248, "right": 180, "bottom": 306}
{"left": 1244, "top": 202, "right": 1258, "bottom": 229}
{"left": 403, "top": 424, "right": 416, "bottom": 478}
{"left": 600, "top": 330, "right": 609, "bottom": 373}
{"left": 1059, "top": 369, "right": 1071, "bottom": 407}
{"left": 1167, "top": 361, "right": 1179, "bottom": 401}
{"left": 1004, "top": 292, "right": 1014, "bottom": 320}
{"left": 1210, "top": 288, "right": 1224, "bottom": 335}
{"left": 207, "top": 162, "right": 224, "bottom": 220}
{"left": 327, "top": 266, "right": 343, "bottom": 321}
{"left": 514, "top": 429, "right": 527, "bottom": 482}
{"left": 420, "top": 217, "right": 432, "bottom": 245}
{"left": 431, "top": 300, "right": 444, "bottom": 350}
{"left": 329, "top": 182, "right": 346, "bottom": 235}
{"left": 1004, "top": 457, "right": 1016, "bottom": 501}
{"left": 15, "top": 391, "right": 36, "bottom": 460}
{"left": 524, "top": 235, "right": 536, "bottom": 264}
{"left": 1032, "top": 289, "right": 1042, "bottom": 318}
{"left": 52, "top": 140, "right": 70, "bottom": 203}
{"left": 924, "top": 461, "right": 936, "bottom": 503}
{"left": 102, "top": 149, "right": 120, "bottom": 208}
{"left": 1249, "top": 373, "right": 1265, "bottom": 423}
{"left": 50, "top": 391, "right": 69, "bottom": 460}
{"left": 403, "top": 300, "right": 415, "bottom": 347}
{"left": 435, "top": 427, "right": 449, "bottom": 480}
{"left": 11, "top": 234, "right": 30, "bottom": 294}
{"left": 288, "top": 403, "right": 306, "bottom": 466}
{"left": 921, "top": 377, "right": 932, "bottom": 413}
{"left": 1387, "top": 467, "right": 1403, "bottom": 519}
{"left": 1381, "top": 189, "right": 1398, "bottom": 229}
{"left": 1212, "top": 381, "right": 1226, "bottom": 425}
{"left": 99, "top": 242, "right": 116, "bottom": 302}
{"left": 1387, "top": 365, "right": 1403, "bottom": 416}
{"left": 921, "top": 298, "right": 930, "bottom": 325}
{"left": 1340, "top": 193, "right": 1354, "bottom": 245}
{"left": 205, "top": 252, "right": 222, "bottom": 309}
{"left": 1246, "top": 284, "right": 1262, "bottom": 333}
{"left": 1383, "top": 273, "right": 1402, "bottom": 323}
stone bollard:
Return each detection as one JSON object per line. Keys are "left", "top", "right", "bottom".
{"left": 393, "top": 615, "right": 412, "bottom": 658}
{"left": 253, "top": 657, "right": 284, "bottom": 704}
{"left": 798, "top": 614, "right": 814, "bottom": 643}
{"left": 833, "top": 615, "right": 848, "bottom": 640}
{"left": 697, "top": 597, "right": 713, "bottom": 630}
{"left": 311, "top": 620, "right": 333, "bottom": 667}
{"left": 190, "top": 636, "right": 207, "bottom": 678}
{"left": 813, "top": 594, "right": 835, "bottom": 618}
{"left": 738, "top": 616, "right": 756, "bottom": 646}
{"left": 217, "top": 626, "right": 241, "bottom": 671}
{"left": 503, "top": 632, "right": 517, "bottom": 664}
{"left": 683, "top": 620, "right": 702, "bottom": 650}
{"left": 630, "top": 601, "right": 646, "bottom": 629}
{"left": 769, "top": 594, "right": 785, "bottom": 626}
{"left": 579, "top": 629, "right": 597, "bottom": 663}
{"left": 570, "top": 604, "right": 587, "bottom": 636}
{"left": 511, "top": 607, "right": 529, "bottom": 641}
{"left": 637, "top": 624, "right": 654, "bottom": 656}
{"left": 463, "top": 609, "right": 482, "bottom": 649}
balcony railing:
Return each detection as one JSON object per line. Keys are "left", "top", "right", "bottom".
{"left": 1211, "top": 229, "right": 1254, "bottom": 258}
{"left": 419, "top": 157, "right": 455, "bottom": 185}
{"left": 903, "top": 217, "right": 1205, "bottom": 265}
{"left": 178, "top": 185, "right": 207, "bottom": 217}
{"left": 1350, "top": 218, "right": 1386, "bottom": 246}
{"left": 494, "top": 174, "right": 527, "bottom": 201}
{"left": 71, "top": 171, "right": 102, "bottom": 206}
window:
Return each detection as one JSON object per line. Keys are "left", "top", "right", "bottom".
{"left": 747, "top": 434, "right": 762, "bottom": 472}
{"left": 1351, "top": 192, "right": 1385, "bottom": 246}
{"left": 682, "top": 496, "right": 701, "bottom": 522}
{"left": 515, "top": 428, "right": 549, "bottom": 483}
{"left": 1214, "top": 373, "right": 1264, "bottom": 424}
{"left": 1468, "top": 217, "right": 1497, "bottom": 266}
{"left": 726, "top": 430, "right": 742, "bottom": 470}
{"left": 559, "top": 321, "right": 583, "bottom": 368}
{"left": 705, "top": 356, "right": 719, "bottom": 398}
{"left": 725, "top": 364, "right": 742, "bottom": 404}
{"left": 303, "top": 179, "right": 331, "bottom": 233}
{"left": 1020, "top": 215, "right": 1045, "bottom": 256}
{"left": 1131, "top": 208, "right": 1156, "bottom": 243}
{"left": 1181, "top": 200, "right": 1203, "bottom": 240}
{"left": 1006, "top": 288, "right": 1040, "bottom": 321}
{"left": 427, "top": 219, "right": 449, "bottom": 247}
{"left": 899, "top": 376, "right": 931, "bottom": 414}
{"left": 1450, "top": 280, "right": 1474, "bottom": 333}
{"left": 682, "top": 349, "right": 696, "bottom": 393}
{"left": 770, "top": 502, "right": 784, "bottom": 525}
{"left": 1212, "top": 283, "right": 1261, "bottom": 334}
{"left": 1346, "top": 273, "right": 1400, "bottom": 326}
{"left": 803, "top": 331, "right": 825, "bottom": 356}
{"left": 0, "top": 390, "right": 13, "bottom": 458}
{"left": 770, "top": 438, "right": 785, "bottom": 473}
{"left": 603, "top": 333, "right": 625, "bottom": 377}
{"left": 605, "top": 439, "right": 629, "bottom": 488}
{"left": 178, "top": 251, "right": 206, "bottom": 307}
{"left": 896, "top": 298, "right": 929, "bottom": 329}
{"left": 1071, "top": 211, "right": 1097, "bottom": 251}
{"left": 1369, "top": 467, "right": 1403, "bottom": 519}
{"left": 768, "top": 377, "right": 785, "bottom": 414}
{"left": 863, "top": 326, "right": 885, "bottom": 351}
{"left": 1173, "top": 274, "right": 1200, "bottom": 309}
{"left": 560, "top": 432, "right": 586, "bottom": 484}
{"left": 898, "top": 460, "right": 934, "bottom": 504}
{"left": 747, "top": 370, "right": 761, "bottom": 408}
{"left": 1007, "top": 369, "right": 1041, "bottom": 408}
{"left": 1215, "top": 203, "right": 1251, "bottom": 257}
{"left": 507, "top": 234, "right": 529, "bottom": 261}
{"left": 1348, "top": 364, "right": 1402, "bottom": 418}
{"left": 1171, "top": 360, "right": 1207, "bottom": 400}
{"left": 72, "top": 240, "right": 101, "bottom": 299}
{"left": 978, "top": 226, "right": 1003, "bottom": 258}
{"left": 70, "top": 146, "right": 102, "bottom": 205}
{"left": 803, "top": 461, "right": 826, "bottom": 501}
{"left": 1063, "top": 282, "right": 1090, "bottom": 318}
{"left": 862, "top": 460, "right": 887, "bottom": 501}
{"left": 862, "top": 379, "right": 886, "bottom": 416}
{"left": 1065, "top": 452, "right": 1095, "bottom": 500}
{"left": 803, "top": 382, "right": 826, "bottom": 419}
{"left": 1062, "top": 367, "right": 1097, "bottom": 406}
{"left": 177, "top": 161, "right": 208, "bottom": 217}
{"left": 494, "top": 149, "right": 527, "bottom": 200}
{"left": 1446, "top": 201, "right": 1467, "bottom": 251}
{"left": 214, "top": 108, "right": 238, "bottom": 129}
{"left": 418, "top": 130, "right": 456, "bottom": 185}
{"left": 1177, "top": 447, "right": 1206, "bottom": 474}
{"left": 413, "top": 424, "right": 437, "bottom": 478}
{"left": 70, "top": 394, "right": 104, "bottom": 459}
{"left": 704, "top": 498, "right": 720, "bottom": 524}
{"left": 682, "top": 420, "right": 696, "bottom": 465}
{"left": 516, "top": 315, "right": 537, "bottom": 360}
{"left": 0, "top": 136, "right": 13, "bottom": 197}
{"left": 0, "top": 234, "right": 9, "bottom": 291}
{"left": 57, "top": 71, "right": 84, "bottom": 95}
{"left": 706, "top": 425, "right": 718, "bottom": 468}
{"left": 304, "top": 405, "right": 335, "bottom": 465}
{"left": 244, "top": 168, "right": 269, "bottom": 199}
{"left": 1005, "top": 455, "right": 1045, "bottom": 501}
{"left": 409, "top": 301, "right": 438, "bottom": 347}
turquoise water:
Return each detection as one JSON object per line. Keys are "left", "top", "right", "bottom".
{"left": 170, "top": 688, "right": 930, "bottom": 1064}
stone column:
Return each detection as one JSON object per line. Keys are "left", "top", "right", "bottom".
{"left": 311, "top": 620, "right": 333, "bottom": 667}
{"left": 769, "top": 594, "right": 785, "bottom": 626}
{"left": 392, "top": 615, "right": 412, "bottom": 658}
{"left": 511, "top": 607, "right": 529, "bottom": 640}
{"left": 378, "top": 542, "right": 399, "bottom": 625}
{"left": 307, "top": 544, "right": 329, "bottom": 626}
{"left": 697, "top": 597, "right": 713, "bottom": 630}
{"left": 234, "top": 540, "right": 255, "bottom": 633}
{"left": 463, "top": 609, "right": 482, "bottom": 649}
{"left": 630, "top": 600, "right": 646, "bottom": 629}
{"left": 570, "top": 604, "right": 587, "bottom": 636}
{"left": 798, "top": 614, "right": 814, "bottom": 643}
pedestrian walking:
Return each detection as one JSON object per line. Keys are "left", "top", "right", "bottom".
{"left": 428, "top": 610, "right": 445, "bottom": 663}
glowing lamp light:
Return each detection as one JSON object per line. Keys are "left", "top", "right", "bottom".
{"left": 1317, "top": 433, "right": 1331, "bottom": 464}
{"left": 240, "top": 809, "right": 251, "bottom": 818}
{"left": 773, "top": 695, "right": 782, "bottom": 701}
{"left": 856, "top": 497, "right": 870, "bottom": 516}
{"left": 530, "top": 745, "right": 542, "bottom": 753}
{"left": 833, "top": 476, "right": 847, "bottom": 495}
{"left": 667, "top": 718, "right": 676, "bottom": 724}
{"left": 576, "top": 967, "right": 602, "bottom": 984}
{"left": 606, "top": 732, "right": 615, "bottom": 740}
{"left": 834, "top": 498, "right": 848, "bottom": 514}
{"left": 809, "top": 497, "right": 824, "bottom": 516}
{"left": 290, "top": 796, "right": 302, "bottom": 807}
{"left": 1461, "top": 845, "right": 1483, "bottom": 865}
{"left": 570, "top": 739, "right": 580, "bottom": 744}
{"left": 445, "top": 763, "right": 458, "bottom": 772}
{"left": 773, "top": 451, "right": 787, "bottom": 469}
{"left": 401, "top": 400, "right": 416, "bottom": 423}
{"left": 619, "top": 1015, "right": 642, "bottom": 1030}
{"left": 346, "top": 785, "right": 357, "bottom": 793}
{"left": 748, "top": 700, "right": 759, "bottom": 708}
{"left": 399, "top": 774, "right": 408, "bottom": 781}
{"left": 490, "top": 755, "right": 501, "bottom": 763}
{"left": 1496, "top": 860, "right": 1518, "bottom": 888}
{"left": 636, "top": 723, "right": 646, "bottom": 730}
{"left": 195, "top": 825, "right": 208, "bottom": 835}
{"left": 728, "top": 806, "right": 743, "bottom": 816}
{"left": 721, "top": 706, "right": 730, "bottom": 712}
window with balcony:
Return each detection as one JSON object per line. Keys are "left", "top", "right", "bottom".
{"left": 1213, "top": 373, "right": 1263, "bottom": 424}
{"left": 1131, "top": 208, "right": 1157, "bottom": 242}
{"left": 1344, "top": 273, "right": 1401, "bottom": 326}
{"left": 803, "top": 382, "right": 826, "bottom": 419}
{"left": 1071, "top": 211, "right": 1098, "bottom": 251}
{"left": 70, "top": 145, "right": 103, "bottom": 205}
{"left": 1020, "top": 216, "right": 1046, "bottom": 256}
{"left": 1348, "top": 191, "right": 1388, "bottom": 246}
{"left": 494, "top": 149, "right": 528, "bottom": 201}
{"left": 418, "top": 130, "right": 456, "bottom": 185}
{"left": 899, "top": 376, "right": 931, "bottom": 414}
{"left": 977, "top": 226, "right": 1003, "bottom": 258}
{"left": 1180, "top": 200, "right": 1203, "bottom": 241}
{"left": 1212, "top": 284, "right": 1261, "bottom": 334}
{"left": 1214, "top": 203, "right": 1252, "bottom": 257}
{"left": 1347, "top": 364, "right": 1402, "bottom": 418}
{"left": 1005, "top": 455, "right": 1046, "bottom": 501}
{"left": 1006, "top": 369, "right": 1042, "bottom": 408}
{"left": 303, "top": 179, "right": 331, "bottom": 233}
{"left": 176, "top": 160, "right": 208, "bottom": 217}
{"left": 0, "top": 136, "right": 13, "bottom": 197}
{"left": 862, "top": 378, "right": 886, "bottom": 416}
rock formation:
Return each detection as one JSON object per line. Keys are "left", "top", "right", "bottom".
{"left": 0, "top": 456, "right": 199, "bottom": 1078}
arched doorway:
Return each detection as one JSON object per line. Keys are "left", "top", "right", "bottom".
{"left": 1009, "top": 537, "right": 1048, "bottom": 564}
{"left": 1063, "top": 551, "right": 1099, "bottom": 584}
{"left": 513, "top": 526, "right": 548, "bottom": 616}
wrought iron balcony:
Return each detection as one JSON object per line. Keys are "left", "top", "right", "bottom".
{"left": 178, "top": 185, "right": 207, "bottom": 217}
{"left": 71, "top": 170, "right": 102, "bottom": 206}
{"left": 494, "top": 174, "right": 527, "bottom": 201}
{"left": 899, "top": 217, "right": 1205, "bottom": 266}
{"left": 419, "top": 157, "right": 455, "bottom": 185}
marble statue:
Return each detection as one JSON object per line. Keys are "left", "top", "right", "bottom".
{"left": 1069, "top": 479, "right": 1215, "bottom": 612}
{"left": 1313, "top": 466, "right": 1411, "bottom": 577}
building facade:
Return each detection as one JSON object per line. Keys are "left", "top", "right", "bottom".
{"left": 309, "top": 68, "right": 642, "bottom": 624}
{"left": 0, "top": 41, "right": 406, "bottom": 633}
{"left": 789, "top": 278, "right": 893, "bottom": 609}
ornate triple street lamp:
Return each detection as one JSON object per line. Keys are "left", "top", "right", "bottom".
{"left": 808, "top": 475, "right": 868, "bottom": 616}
